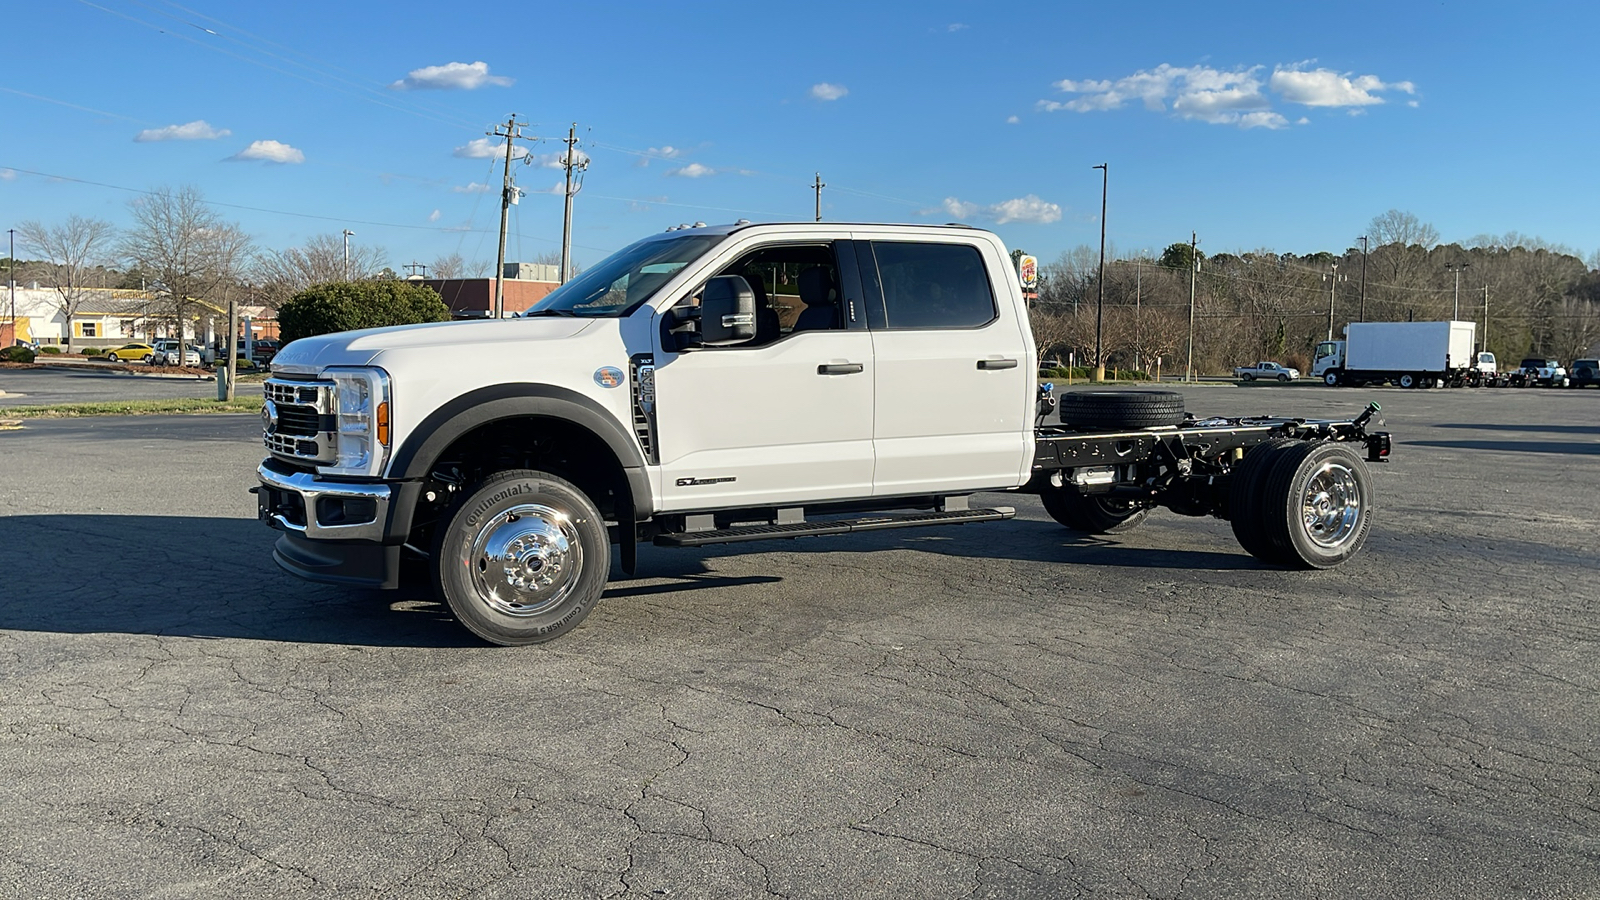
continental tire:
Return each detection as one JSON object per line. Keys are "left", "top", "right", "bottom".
{"left": 1257, "top": 442, "right": 1373, "bottom": 569}
{"left": 1059, "top": 390, "right": 1185, "bottom": 430}
{"left": 1040, "top": 488, "right": 1150, "bottom": 534}
{"left": 1228, "top": 439, "right": 1299, "bottom": 563}
{"left": 433, "top": 469, "right": 609, "bottom": 646}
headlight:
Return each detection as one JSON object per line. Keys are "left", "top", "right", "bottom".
{"left": 324, "top": 367, "right": 392, "bottom": 477}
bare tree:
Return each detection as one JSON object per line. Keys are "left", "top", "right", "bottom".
{"left": 430, "top": 252, "right": 465, "bottom": 280}
{"left": 254, "top": 233, "right": 389, "bottom": 310}
{"left": 1368, "top": 209, "right": 1440, "bottom": 251}
{"left": 16, "top": 216, "right": 117, "bottom": 353}
{"left": 122, "top": 185, "right": 254, "bottom": 366}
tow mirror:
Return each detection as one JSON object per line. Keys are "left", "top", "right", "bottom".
{"left": 677, "top": 275, "right": 756, "bottom": 349}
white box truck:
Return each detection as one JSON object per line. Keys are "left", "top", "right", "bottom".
{"left": 1312, "top": 321, "right": 1493, "bottom": 388}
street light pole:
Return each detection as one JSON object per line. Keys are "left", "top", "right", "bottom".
{"left": 1445, "top": 263, "right": 1470, "bottom": 320}
{"left": 1357, "top": 236, "right": 1368, "bottom": 322}
{"left": 1186, "top": 231, "right": 1198, "bottom": 382}
{"left": 1092, "top": 163, "right": 1107, "bottom": 382}
{"left": 7, "top": 228, "right": 14, "bottom": 340}
{"left": 342, "top": 229, "right": 354, "bottom": 281}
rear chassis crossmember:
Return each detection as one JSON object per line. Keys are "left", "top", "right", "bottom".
{"left": 1028, "top": 403, "right": 1390, "bottom": 520}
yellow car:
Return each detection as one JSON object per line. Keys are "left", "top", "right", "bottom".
{"left": 105, "top": 343, "right": 157, "bottom": 363}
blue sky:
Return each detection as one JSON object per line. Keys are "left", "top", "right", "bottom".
{"left": 4, "top": 0, "right": 1597, "bottom": 272}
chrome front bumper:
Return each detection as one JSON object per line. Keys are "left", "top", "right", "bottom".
{"left": 256, "top": 461, "right": 392, "bottom": 541}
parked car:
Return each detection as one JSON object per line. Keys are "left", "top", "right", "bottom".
{"left": 1234, "top": 361, "right": 1300, "bottom": 382}
{"left": 1569, "top": 359, "right": 1600, "bottom": 388}
{"left": 150, "top": 339, "right": 201, "bottom": 367}
{"left": 1513, "top": 357, "right": 1568, "bottom": 388}
{"left": 104, "top": 343, "right": 156, "bottom": 363}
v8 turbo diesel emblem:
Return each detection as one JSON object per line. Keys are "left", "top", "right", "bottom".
{"left": 594, "top": 366, "right": 625, "bottom": 388}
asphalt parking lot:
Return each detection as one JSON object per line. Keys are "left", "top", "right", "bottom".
{"left": 2, "top": 377, "right": 1598, "bottom": 898}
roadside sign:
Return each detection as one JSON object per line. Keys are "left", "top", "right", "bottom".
{"left": 1018, "top": 255, "right": 1038, "bottom": 290}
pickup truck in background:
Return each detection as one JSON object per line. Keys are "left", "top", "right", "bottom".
{"left": 255, "top": 222, "right": 1391, "bottom": 645}
{"left": 1511, "top": 357, "right": 1569, "bottom": 388}
{"left": 1233, "top": 361, "right": 1299, "bottom": 382}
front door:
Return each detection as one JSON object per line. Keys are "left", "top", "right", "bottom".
{"left": 651, "top": 240, "right": 875, "bottom": 511}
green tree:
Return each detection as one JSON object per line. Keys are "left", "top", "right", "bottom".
{"left": 278, "top": 280, "right": 450, "bottom": 345}
{"left": 1158, "top": 242, "right": 1205, "bottom": 271}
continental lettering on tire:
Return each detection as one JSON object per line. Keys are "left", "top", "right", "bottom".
{"left": 465, "top": 481, "right": 540, "bottom": 526}
{"left": 675, "top": 476, "right": 737, "bottom": 487}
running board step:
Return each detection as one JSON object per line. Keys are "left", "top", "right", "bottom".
{"left": 654, "top": 507, "right": 1015, "bottom": 547}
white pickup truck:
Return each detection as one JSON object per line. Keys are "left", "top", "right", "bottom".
{"left": 256, "top": 222, "right": 1391, "bottom": 645}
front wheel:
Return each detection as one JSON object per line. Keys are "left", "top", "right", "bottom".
{"left": 433, "top": 469, "right": 610, "bottom": 646}
{"left": 1322, "top": 372, "right": 1340, "bottom": 387}
{"left": 1040, "top": 487, "right": 1149, "bottom": 534}
{"left": 1278, "top": 373, "right": 1290, "bottom": 382}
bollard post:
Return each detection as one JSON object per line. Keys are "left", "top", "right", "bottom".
{"left": 217, "top": 365, "right": 229, "bottom": 401}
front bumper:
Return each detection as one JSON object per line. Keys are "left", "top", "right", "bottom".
{"left": 257, "top": 460, "right": 392, "bottom": 541}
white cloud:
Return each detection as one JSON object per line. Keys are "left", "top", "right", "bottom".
{"left": 135, "top": 120, "right": 230, "bottom": 142}
{"left": 635, "top": 145, "right": 683, "bottom": 167}
{"left": 1269, "top": 66, "right": 1414, "bottom": 107}
{"left": 948, "top": 23, "right": 969, "bottom": 32}
{"left": 989, "top": 195, "right": 1062, "bottom": 225}
{"left": 531, "top": 149, "right": 591, "bottom": 169}
{"left": 667, "top": 162, "right": 717, "bottom": 178}
{"left": 931, "top": 195, "right": 1061, "bottom": 225}
{"left": 229, "top": 140, "right": 304, "bottom": 164}
{"left": 0, "top": 169, "right": 15, "bottom": 181}
{"left": 810, "top": 82, "right": 848, "bottom": 101}
{"left": 453, "top": 182, "right": 494, "bottom": 193}
{"left": 390, "top": 61, "right": 512, "bottom": 91}
{"left": 1006, "top": 115, "right": 1020, "bottom": 125}
{"left": 429, "top": 209, "right": 441, "bottom": 222}
{"left": 453, "top": 137, "right": 529, "bottom": 160}
{"left": 1041, "top": 62, "right": 1415, "bottom": 129}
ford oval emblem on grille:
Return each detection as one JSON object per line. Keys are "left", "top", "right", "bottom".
{"left": 262, "top": 399, "right": 279, "bottom": 434}
{"left": 594, "top": 366, "right": 625, "bottom": 388}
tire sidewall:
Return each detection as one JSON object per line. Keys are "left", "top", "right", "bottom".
{"left": 1266, "top": 443, "right": 1372, "bottom": 568}
{"left": 434, "top": 470, "right": 609, "bottom": 645}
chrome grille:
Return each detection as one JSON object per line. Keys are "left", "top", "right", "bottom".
{"left": 264, "top": 376, "right": 334, "bottom": 465}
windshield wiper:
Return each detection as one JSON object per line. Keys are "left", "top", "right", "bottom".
{"left": 520, "top": 308, "right": 583, "bottom": 317}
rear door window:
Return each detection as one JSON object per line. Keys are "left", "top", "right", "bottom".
{"left": 867, "top": 241, "right": 996, "bottom": 330}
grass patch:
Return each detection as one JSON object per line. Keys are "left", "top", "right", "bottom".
{"left": 0, "top": 397, "right": 265, "bottom": 418}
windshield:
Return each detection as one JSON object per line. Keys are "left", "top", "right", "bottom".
{"left": 523, "top": 234, "right": 723, "bottom": 317}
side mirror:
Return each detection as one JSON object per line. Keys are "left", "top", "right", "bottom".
{"left": 686, "top": 275, "right": 757, "bottom": 348}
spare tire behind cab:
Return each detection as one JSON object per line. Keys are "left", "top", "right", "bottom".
{"left": 1059, "top": 390, "right": 1186, "bottom": 430}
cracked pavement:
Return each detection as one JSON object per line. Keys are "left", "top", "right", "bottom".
{"left": 1, "top": 380, "right": 1597, "bottom": 898}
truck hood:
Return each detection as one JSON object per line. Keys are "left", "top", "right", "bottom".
{"left": 270, "top": 318, "right": 595, "bottom": 374}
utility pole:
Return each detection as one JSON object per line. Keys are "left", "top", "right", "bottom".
{"left": 813, "top": 173, "right": 825, "bottom": 222}
{"left": 1186, "top": 232, "right": 1198, "bottom": 382}
{"left": 1092, "top": 163, "right": 1107, "bottom": 382}
{"left": 490, "top": 114, "right": 534, "bottom": 316}
{"left": 6, "top": 227, "right": 13, "bottom": 339}
{"left": 342, "top": 229, "right": 354, "bottom": 280}
{"left": 1326, "top": 261, "right": 1341, "bottom": 341}
{"left": 559, "top": 123, "right": 588, "bottom": 286}
{"left": 1134, "top": 259, "right": 1142, "bottom": 371}
{"left": 1357, "top": 235, "right": 1368, "bottom": 322}
{"left": 1483, "top": 284, "right": 1491, "bottom": 353}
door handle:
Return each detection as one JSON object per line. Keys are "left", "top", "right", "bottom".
{"left": 817, "top": 363, "right": 865, "bottom": 375}
{"left": 977, "top": 358, "right": 1018, "bottom": 370}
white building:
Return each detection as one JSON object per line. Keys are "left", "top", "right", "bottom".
{"left": 2, "top": 285, "right": 224, "bottom": 350}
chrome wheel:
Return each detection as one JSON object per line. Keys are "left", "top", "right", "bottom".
{"left": 465, "top": 503, "right": 583, "bottom": 618}
{"left": 1299, "top": 462, "right": 1364, "bottom": 549}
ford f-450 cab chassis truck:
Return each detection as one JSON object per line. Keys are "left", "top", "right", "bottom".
{"left": 256, "top": 222, "right": 1391, "bottom": 645}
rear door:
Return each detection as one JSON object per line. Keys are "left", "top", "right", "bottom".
{"left": 859, "top": 237, "right": 1034, "bottom": 497}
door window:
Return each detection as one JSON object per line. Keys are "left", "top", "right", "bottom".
{"left": 869, "top": 242, "right": 996, "bottom": 330}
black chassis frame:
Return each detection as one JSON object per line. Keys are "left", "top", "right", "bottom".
{"left": 1027, "top": 405, "right": 1390, "bottom": 520}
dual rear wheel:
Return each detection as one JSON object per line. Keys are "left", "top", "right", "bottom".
{"left": 1229, "top": 441, "right": 1373, "bottom": 568}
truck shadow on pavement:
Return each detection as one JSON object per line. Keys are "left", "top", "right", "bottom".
{"left": 0, "top": 514, "right": 789, "bottom": 647}
{"left": 1433, "top": 422, "right": 1600, "bottom": 435}
{"left": 1406, "top": 439, "right": 1600, "bottom": 456}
